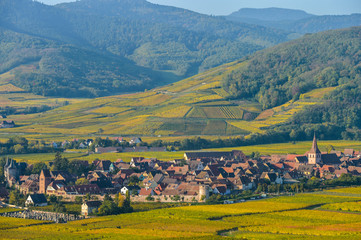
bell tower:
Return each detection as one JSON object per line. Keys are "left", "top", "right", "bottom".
{"left": 308, "top": 134, "right": 321, "bottom": 165}
{"left": 39, "top": 169, "right": 52, "bottom": 194}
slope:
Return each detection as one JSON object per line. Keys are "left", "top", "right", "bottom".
{"left": 223, "top": 26, "right": 361, "bottom": 141}
{"left": 0, "top": 64, "right": 335, "bottom": 137}
{"left": 2, "top": 26, "right": 361, "bottom": 139}
{"left": 0, "top": 0, "right": 291, "bottom": 98}
{"left": 0, "top": 27, "right": 177, "bottom": 98}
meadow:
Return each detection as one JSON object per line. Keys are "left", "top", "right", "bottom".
{"left": 1, "top": 189, "right": 361, "bottom": 239}
{"left": 7, "top": 139, "right": 361, "bottom": 164}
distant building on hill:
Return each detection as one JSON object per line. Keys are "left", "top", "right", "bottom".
{"left": 0, "top": 120, "right": 15, "bottom": 128}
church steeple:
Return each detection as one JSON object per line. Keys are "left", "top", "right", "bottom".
{"left": 310, "top": 133, "right": 321, "bottom": 154}
{"left": 308, "top": 133, "right": 321, "bottom": 165}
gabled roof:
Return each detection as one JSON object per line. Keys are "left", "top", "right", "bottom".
{"left": 28, "top": 194, "right": 47, "bottom": 204}
{"left": 83, "top": 201, "right": 102, "bottom": 208}
{"left": 40, "top": 169, "right": 52, "bottom": 178}
{"left": 321, "top": 154, "right": 341, "bottom": 165}
{"left": 295, "top": 156, "right": 308, "bottom": 164}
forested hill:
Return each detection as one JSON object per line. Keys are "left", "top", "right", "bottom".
{"left": 227, "top": 8, "right": 361, "bottom": 34}
{"left": 223, "top": 26, "right": 361, "bottom": 140}
{"left": 227, "top": 8, "right": 314, "bottom": 23}
{"left": 0, "top": 27, "right": 175, "bottom": 98}
{"left": 0, "top": 0, "right": 292, "bottom": 98}
{"left": 54, "top": 0, "right": 289, "bottom": 74}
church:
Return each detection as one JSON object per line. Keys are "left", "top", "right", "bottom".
{"left": 295, "top": 134, "right": 341, "bottom": 166}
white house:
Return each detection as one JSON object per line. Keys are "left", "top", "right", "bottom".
{"left": 25, "top": 194, "right": 47, "bottom": 207}
{"left": 81, "top": 201, "right": 102, "bottom": 216}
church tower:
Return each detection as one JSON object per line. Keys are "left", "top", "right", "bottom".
{"left": 308, "top": 134, "right": 321, "bottom": 165}
{"left": 39, "top": 169, "right": 52, "bottom": 194}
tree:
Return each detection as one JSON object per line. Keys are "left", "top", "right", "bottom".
{"left": 115, "top": 193, "right": 124, "bottom": 208}
{"left": 13, "top": 144, "right": 25, "bottom": 154}
{"left": 53, "top": 152, "right": 69, "bottom": 171}
{"left": 53, "top": 202, "right": 67, "bottom": 213}
{"left": 98, "top": 197, "right": 120, "bottom": 216}
{"left": 75, "top": 196, "right": 83, "bottom": 204}
{"left": 0, "top": 157, "right": 6, "bottom": 182}
{"left": 48, "top": 195, "right": 58, "bottom": 204}
{"left": 85, "top": 193, "right": 91, "bottom": 201}
{"left": 145, "top": 195, "right": 154, "bottom": 201}
{"left": 75, "top": 178, "right": 89, "bottom": 185}
{"left": 9, "top": 190, "right": 25, "bottom": 206}
{"left": 32, "top": 162, "right": 47, "bottom": 175}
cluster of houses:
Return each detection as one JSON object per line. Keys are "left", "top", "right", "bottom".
{"left": 51, "top": 137, "right": 145, "bottom": 150}
{"left": 0, "top": 120, "right": 15, "bottom": 128}
{"left": 2, "top": 135, "right": 361, "bottom": 214}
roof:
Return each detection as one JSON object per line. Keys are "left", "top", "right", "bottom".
{"left": 321, "top": 154, "right": 341, "bottom": 165}
{"left": 41, "top": 169, "right": 52, "bottom": 178}
{"left": 184, "top": 151, "right": 238, "bottom": 160}
{"left": 139, "top": 188, "right": 153, "bottom": 196}
{"left": 28, "top": 194, "right": 47, "bottom": 204}
{"left": 298, "top": 164, "right": 314, "bottom": 172}
{"left": 84, "top": 201, "right": 102, "bottom": 208}
{"left": 295, "top": 156, "right": 308, "bottom": 163}
{"left": 344, "top": 149, "right": 355, "bottom": 156}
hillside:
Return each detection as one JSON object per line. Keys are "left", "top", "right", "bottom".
{"left": 0, "top": 26, "right": 359, "bottom": 141}
{"left": 223, "top": 26, "right": 361, "bottom": 140}
{"left": 0, "top": 27, "right": 175, "bottom": 97}
{"left": 0, "top": 0, "right": 291, "bottom": 98}
{"left": 0, "top": 62, "right": 337, "bottom": 138}
{"left": 227, "top": 8, "right": 361, "bottom": 34}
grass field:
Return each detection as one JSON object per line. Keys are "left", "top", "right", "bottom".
{"left": 1, "top": 189, "right": 361, "bottom": 239}
{"left": 7, "top": 139, "right": 361, "bottom": 164}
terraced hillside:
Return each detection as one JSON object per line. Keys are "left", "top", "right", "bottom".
{"left": 1, "top": 60, "right": 333, "bottom": 138}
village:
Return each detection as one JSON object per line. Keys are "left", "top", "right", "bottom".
{"left": 1, "top": 135, "right": 361, "bottom": 217}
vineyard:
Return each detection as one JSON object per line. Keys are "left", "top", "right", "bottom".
{"left": 0, "top": 56, "right": 343, "bottom": 139}
{"left": 1, "top": 189, "right": 361, "bottom": 239}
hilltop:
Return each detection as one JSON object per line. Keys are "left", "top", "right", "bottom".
{"left": 227, "top": 7, "right": 361, "bottom": 34}
{"left": 0, "top": 0, "right": 291, "bottom": 97}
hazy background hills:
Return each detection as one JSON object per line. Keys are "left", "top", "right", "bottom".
{"left": 227, "top": 8, "right": 361, "bottom": 34}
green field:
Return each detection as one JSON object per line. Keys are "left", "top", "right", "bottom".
{"left": 7, "top": 139, "right": 361, "bottom": 164}
{"left": 1, "top": 188, "right": 361, "bottom": 239}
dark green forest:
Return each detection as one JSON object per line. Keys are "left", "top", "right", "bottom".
{"left": 0, "top": 0, "right": 291, "bottom": 97}
{"left": 223, "top": 26, "right": 361, "bottom": 141}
